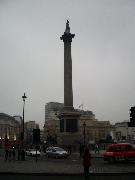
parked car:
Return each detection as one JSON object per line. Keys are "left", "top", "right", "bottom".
{"left": 45, "top": 147, "right": 68, "bottom": 158}
{"left": 25, "top": 149, "right": 40, "bottom": 156}
{"left": 104, "top": 143, "right": 135, "bottom": 163}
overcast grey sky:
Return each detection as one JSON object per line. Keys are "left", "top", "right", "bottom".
{"left": 0, "top": 0, "right": 135, "bottom": 128}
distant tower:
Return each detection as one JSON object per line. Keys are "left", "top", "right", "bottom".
{"left": 60, "top": 20, "right": 75, "bottom": 110}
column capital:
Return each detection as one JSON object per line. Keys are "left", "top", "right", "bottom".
{"left": 60, "top": 20, "right": 75, "bottom": 43}
{"left": 60, "top": 33, "right": 75, "bottom": 43}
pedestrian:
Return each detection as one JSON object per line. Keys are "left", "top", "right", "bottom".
{"left": 17, "top": 146, "right": 21, "bottom": 161}
{"left": 67, "top": 145, "right": 72, "bottom": 155}
{"left": 4, "top": 141, "right": 9, "bottom": 161}
{"left": 12, "top": 146, "right": 16, "bottom": 161}
{"left": 83, "top": 147, "right": 91, "bottom": 179}
{"left": 8, "top": 144, "right": 12, "bottom": 161}
{"left": 94, "top": 144, "right": 99, "bottom": 154}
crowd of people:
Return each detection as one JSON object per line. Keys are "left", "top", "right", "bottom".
{"left": 4, "top": 141, "right": 16, "bottom": 161}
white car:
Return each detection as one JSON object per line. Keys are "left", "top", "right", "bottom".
{"left": 25, "top": 149, "right": 40, "bottom": 156}
{"left": 46, "top": 147, "right": 68, "bottom": 158}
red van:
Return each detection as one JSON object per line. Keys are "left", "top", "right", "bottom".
{"left": 104, "top": 143, "right": 135, "bottom": 163}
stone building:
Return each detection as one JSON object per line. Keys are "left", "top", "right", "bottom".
{"left": 44, "top": 120, "right": 58, "bottom": 145}
{"left": 114, "top": 121, "right": 135, "bottom": 142}
{"left": 78, "top": 111, "right": 112, "bottom": 144}
{"left": 0, "top": 113, "right": 20, "bottom": 142}
{"left": 24, "top": 121, "right": 39, "bottom": 144}
{"left": 45, "top": 102, "right": 64, "bottom": 121}
{"left": 44, "top": 102, "right": 63, "bottom": 145}
{"left": 13, "top": 115, "right": 22, "bottom": 126}
{"left": 40, "top": 129, "right": 45, "bottom": 143}
{"left": 45, "top": 102, "right": 63, "bottom": 122}
{"left": 44, "top": 102, "right": 113, "bottom": 146}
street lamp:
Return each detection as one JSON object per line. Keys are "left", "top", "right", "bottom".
{"left": 83, "top": 121, "right": 86, "bottom": 146}
{"left": 21, "top": 92, "right": 27, "bottom": 160}
{"left": 22, "top": 93, "right": 27, "bottom": 140}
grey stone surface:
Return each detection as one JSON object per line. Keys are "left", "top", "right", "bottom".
{"left": 0, "top": 151, "right": 135, "bottom": 174}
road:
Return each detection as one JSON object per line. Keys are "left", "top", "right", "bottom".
{"left": 27, "top": 153, "right": 135, "bottom": 173}
{"left": 0, "top": 174, "right": 135, "bottom": 180}
{"left": 1, "top": 152, "right": 135, "bottom": 174}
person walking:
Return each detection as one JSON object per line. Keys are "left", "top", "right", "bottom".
{"left": 94, "top": 144, "right": 99, "bottom": 154}
{"left": 17, "top": 146, "right": 21, "bottom": 161}
{"left": 83, "top": 147, "right": 91, "bottom": 179}
{"left": 8, "top": 143, "right": 12, "bottom": 161}
{"left": 12, "top": 146, "right": 16, "bottom": 161}
{"left": 67, "top": 145, "right": 72, "bottom": 155}
{"left": 4, "top": 141, "right": 9, "bottom": 161}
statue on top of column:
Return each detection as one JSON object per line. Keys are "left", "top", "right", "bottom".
{"left": 65, "top": 19, "right": 70, "bottom": 34}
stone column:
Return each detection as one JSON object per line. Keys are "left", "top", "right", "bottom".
{"left": 60, "top": 20, "right": 75, "bottom": 111}
{"left": 58, "top": 21, "right": 81, "bottom": 146}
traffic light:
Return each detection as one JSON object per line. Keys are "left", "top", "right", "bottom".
{"left": 128, "top": 106, "right": 135, "bottom": 127}
{"left": 33, "top": 129, "right": 40, "bottom": 144}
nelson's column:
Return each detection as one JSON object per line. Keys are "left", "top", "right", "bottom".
{"left": 58, "top": 20, "right": 81, "bottom": 146}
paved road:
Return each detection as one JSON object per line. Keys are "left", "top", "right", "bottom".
{"left": 0, "top": 174, "right": 135, "bottom": 180}
{"left": 0, "top": 152, "right": 135, "bottom": 174}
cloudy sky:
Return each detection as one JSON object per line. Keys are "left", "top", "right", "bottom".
{"left": 0, "top": 0, "right": 135, "bottom": 128}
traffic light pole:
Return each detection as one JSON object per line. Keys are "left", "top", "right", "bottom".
{"left": 128, "top": 106, "right": 135, "bottom": 127}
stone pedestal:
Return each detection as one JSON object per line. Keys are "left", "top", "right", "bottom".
{"left": 58, "top": 132, "right": 81, "bottom": 146}
{"left": 58, "top": 110, "right": 81, "bottom": 146}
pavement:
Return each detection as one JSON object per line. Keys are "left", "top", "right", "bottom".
{"left": 0, "top": 150, "right": 135, "bottom": 175}
{"left": 1, "top": 174, "right": 135, "bottom": 180}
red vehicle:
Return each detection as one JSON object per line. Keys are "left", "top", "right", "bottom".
{"left": 104, "top": 143, "right": 135, "bottom": 163}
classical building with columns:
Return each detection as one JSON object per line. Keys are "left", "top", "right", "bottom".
{"left": 44, "top": 102, "right": 113, "bottom": 146}
{"left": 0, "top": 113, "right": 21, "bottom": 142}
{"left": 78, "top": 111, "right": 113, "bottom": 144}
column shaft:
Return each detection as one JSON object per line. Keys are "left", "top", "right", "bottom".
{"left": 64, "top": 42, "right": 73, "bottom": 109}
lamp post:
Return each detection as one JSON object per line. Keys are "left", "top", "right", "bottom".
{"left": 22, "top": 93, "right": 27, "bottom": 140}
{"left": 21, "top": 92, "right": 27, "bottom": 160}
{"left": 83, "top": 121, "right": 86, "bottom": 146}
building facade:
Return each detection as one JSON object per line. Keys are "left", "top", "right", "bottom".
{"left": 44, "top": 102, "right": 113, "bottom": 146}
{"left": 78, "top": 111, "right": 112, "bottom": 144}
{"left": 44, "top": 102, "right": 63, "bottom": 144}
{"left": 0, "top": 113, "right": 20, "bottom": 143}
{"left": 24, "top": 121, "right": 39, "bottom": 145}
{"left": 45, "top": 102, "right": 63, "bottom": 122}
{"left": 114, "top": 121, "right": 135, "bottom": 142}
